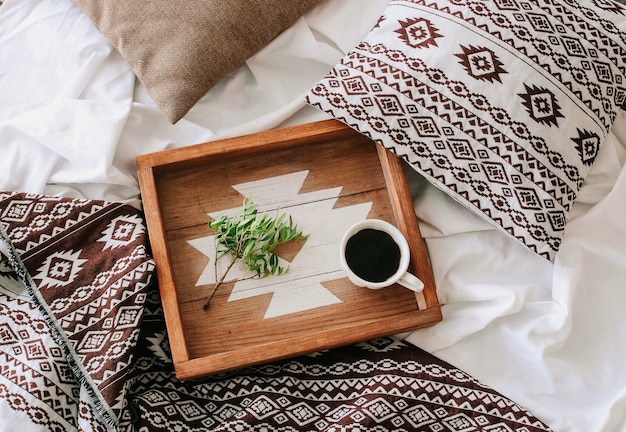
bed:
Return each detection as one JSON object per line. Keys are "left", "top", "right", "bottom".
{"left": 1, "top": 0, "right": 625, "bottom": 431}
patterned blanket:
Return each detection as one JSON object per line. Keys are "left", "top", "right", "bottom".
{"left": 0, "top": 192, "right": 155, "bottom": 430}
{"left": 0, "top": 192, "right": 553, "bottom": 431}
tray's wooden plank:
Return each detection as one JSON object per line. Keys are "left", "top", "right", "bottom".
{"left": 136, "top": 119, "right": 442, "bottom": 380}
{"left": 178, "top": 276, "right": 418, "bottom": 357}
{"left": 136, "top": 164, "right": 191, "bottom": 363}
{"left": 137, "top": 120, "right": 359, "bottom": 169}
{"left": 176, "top": 307, "right": 443, "bottom": 380}
{"left": 376, "top": 145, "right": 437, "bottom": 311}
{"left": 153, "top": 135, "right": 388, "bottom": 232}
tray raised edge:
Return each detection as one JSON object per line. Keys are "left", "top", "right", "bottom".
{"left": 136, "top": 119, "right": 441, "bottom": 380}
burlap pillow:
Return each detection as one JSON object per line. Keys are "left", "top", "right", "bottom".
{"left": 73, "top": 0, "right": 320, "bottom": 123}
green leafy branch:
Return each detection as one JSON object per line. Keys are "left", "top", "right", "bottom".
{"left": 203, "top": 197, "right": 308, "bottom": 309}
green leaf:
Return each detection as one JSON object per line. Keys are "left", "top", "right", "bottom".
{"left": 203, "top": 197, "right": 308, "bottom": 308}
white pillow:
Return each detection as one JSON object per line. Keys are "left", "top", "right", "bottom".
{"left": 307, "top": 0, "right": 626, "bottom": 260}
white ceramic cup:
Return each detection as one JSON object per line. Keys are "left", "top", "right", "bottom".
{"left": 339, "top": 219, "right": 424, "bottom": 292}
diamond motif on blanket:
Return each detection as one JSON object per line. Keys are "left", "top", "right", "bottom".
{"left": 411, "top": 116, "right": 440, "bottom": 137}
{"left": 448, "top": 139, "right": 476, "bottom": 160}
{"left": 363, "top": 397, "right": 397, "bottom": 422}
{"left": 404, "top": 404, "right": 437, "bottom": 428}
{"left": 214, "top": 403, "right": 241, "bottom": 421}
{"left": 593, "top": 61, "right": 614, "bottom": 84}
{"left": 561, "top": 36, "right": 586, "bottom": 57}
{"left": 175, "top": 400, "right": 205, "bottom": 421}
{"left": 328, "top": 404, "right": 356, "bottom": 422}
{"left": 443, "top": 412, "right": 477, "bottom": 431}
{"left": 526, "top": 13, "right": 554, "bottom": 32}
{"left": 286, "top": 402, "right": 318, "bottom": 426}
{"left": 2, "top": 201, "right": 33, "bottom": 222}
{"left": 483, "top": 162, "right": 508, "bottom": 184}
{"left": 33, "top": 249, "right": 87, "bottom": 289}
{"left": 0, "top": 323, "right": 18, "bottom": 345}
{"left": 375, "top": 94, "right": 404, "bottom": 115}
{"left": 98, "top": 214, "right": 146, "bottom": 250}
{"left": 548, "top": 210, "right": 567, "bottom": 231}
{"left": 247, "top": 395, "right": 280, "bottom": 420}
{"left": 142, "top": 389, "right": 169, "bottom": 406}
{"left": 515, "top": 188, "right": 542, "bottom": 210}
{"left": 24, "top": 339, "right": 47, "bottom": 360}
{"left": 114, "top": 306, "right": 142, "bottom": 329}
{"left": 493, "top": 0, "right": 520, "bottom": 10}
{"left": 53, "top": 362, "right": 76, "bottom": 385}
{"left": 77, "top": 330, "right": 110, "bottom": 352}
{"left": 341, "top": 76, "right": 369, "bottom": 95}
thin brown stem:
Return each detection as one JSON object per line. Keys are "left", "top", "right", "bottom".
{"left": 203, "top": 254, "right": 238, "bottom": 310}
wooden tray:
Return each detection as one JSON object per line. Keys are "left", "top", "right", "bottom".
{"left": 136, "top": 119, "right": 441, "bottom": 380}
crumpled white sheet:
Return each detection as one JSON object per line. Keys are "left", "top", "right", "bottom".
{"left": 407, "top": 114, "right": 626, "bottom": 431}
{"left": 0, "top": 0, "right": 386, "bottom": 206}
{"left": 1, "top": 0, "right": 626, "bottom": 431}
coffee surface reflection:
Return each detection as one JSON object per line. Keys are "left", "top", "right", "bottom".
{"left": 345, "top": 228, "right": 400, "bottom": 283}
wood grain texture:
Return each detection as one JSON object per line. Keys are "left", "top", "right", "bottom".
{"left": 136, "top": 119, "right": 441, "bottom": 380}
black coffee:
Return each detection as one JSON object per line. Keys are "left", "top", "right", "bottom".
{"left": 345, "top": 228, "right": 401, "bottom": 282}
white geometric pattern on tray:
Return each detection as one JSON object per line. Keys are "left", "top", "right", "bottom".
{"left": 188, "top": 170, "right": 374, "bottom": 318}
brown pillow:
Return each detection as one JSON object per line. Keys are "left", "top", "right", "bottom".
{"left": 72, "top": 0, "right": 321, "bottom": 123}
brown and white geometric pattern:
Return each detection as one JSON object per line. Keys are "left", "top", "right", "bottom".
{"left": 121, "top": 286, "right": 553, "bottom": 431}
{"left": 0, "top": 191, "right": 552, "bottom": 431}
{"left": 307, "top": 0, "right": 626, "bottom": 260}
{"left": 0, "top": 193, "right": 549, "bottom": 432}
{"left": 0, "top": 229, "right": 110, "bottom": 431}
{"left": 0, "top": 191, "right": 155, "bottom": 430}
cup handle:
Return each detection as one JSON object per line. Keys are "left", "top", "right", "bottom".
{"left": 397, "top": 272, "right": 424, "bottom": 292}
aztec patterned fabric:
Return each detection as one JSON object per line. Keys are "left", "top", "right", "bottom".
{"left": 122, "top": 284, "right": 553, "bottom": 432}
{"left": 0, "top": 249, "right": 110, "bottom": 431}
{"left": 0, "top": 191, "right": 552, "bottom": 431}
{"left": 0, "top": 192, "right": 155, "bottom": 430}
{"left": 306, "top": 0, "right": 626, "bottom": 260}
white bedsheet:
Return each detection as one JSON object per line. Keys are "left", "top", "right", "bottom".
{"left": 1, "top": 0, "right": 625, "bottom": 431}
